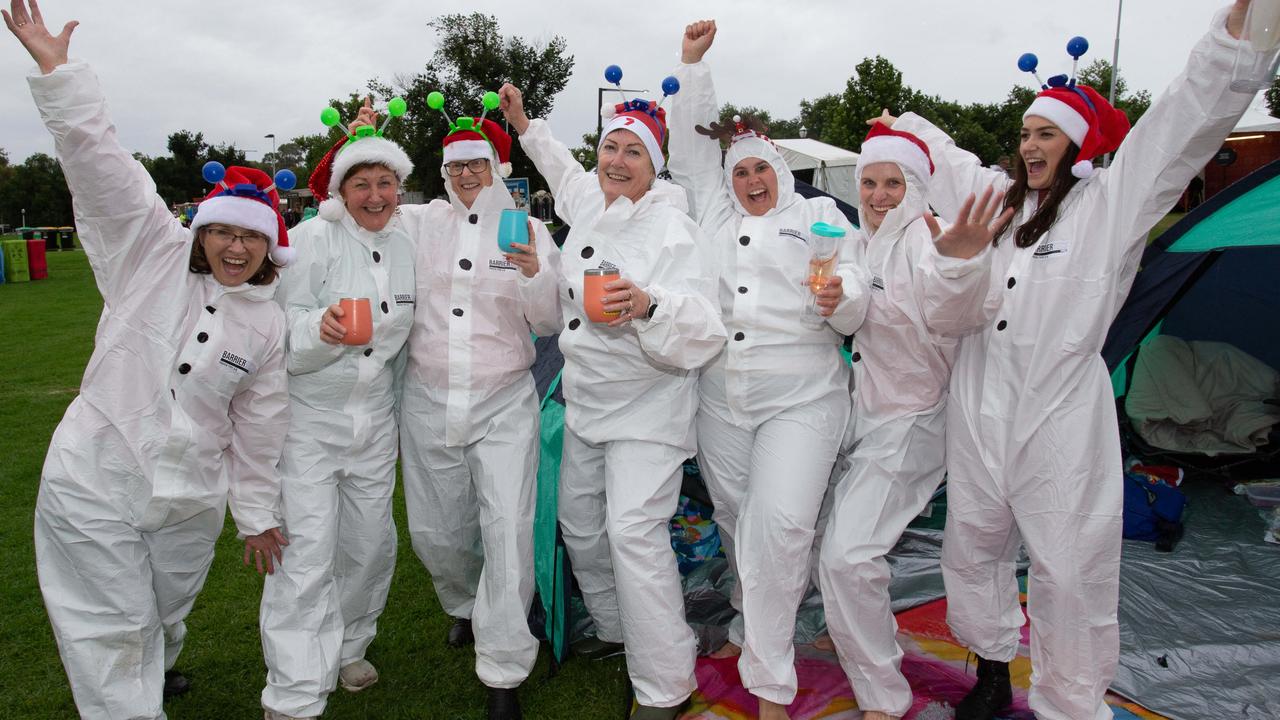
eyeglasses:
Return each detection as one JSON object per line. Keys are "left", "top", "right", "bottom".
{"left": 204, "top": 225, "right": 269, "bottom": 246}
{"left": 444, "top": 158, "right": 491, "bottom": 176}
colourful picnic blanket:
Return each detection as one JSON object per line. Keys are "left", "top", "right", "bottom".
{"left": 684, "top": 596, "right": 1165, "bottom": 720}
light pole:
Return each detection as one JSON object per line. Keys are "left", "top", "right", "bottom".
{"left": 799, "top": 125, "right": 808, "bottom": 139}
{"left": 264, "top": 133, "right": 276, "bottom": 176}
{"left": 1104, "top": 0, "right": 1123, "bottom": 168}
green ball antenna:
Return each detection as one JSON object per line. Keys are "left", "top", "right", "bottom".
{"left": 320, "top": 106, "right": 341, "bottom": 128}
{"left": 477, "top": 90, "right": 501, "bottom": 126}
{"left": 387, "top": 97, "right": 407, "bottom": 117}
{"left": 426, "top": 90, "right": 455, "bottom": 131}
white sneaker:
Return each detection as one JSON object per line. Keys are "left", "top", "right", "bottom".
{"left": 338, "top": 658, "right": 379, "bottom": 692}
{"left": 263, "top": 710, "right": 317, "bottom": 720}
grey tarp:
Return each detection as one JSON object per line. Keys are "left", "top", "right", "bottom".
{"left": 1114, "top": 480, "right": 1280, "bottom": 720}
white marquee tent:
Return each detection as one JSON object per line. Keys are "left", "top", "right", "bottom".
{"left": 773, "top": 138, "right": 860, "bottom": 207}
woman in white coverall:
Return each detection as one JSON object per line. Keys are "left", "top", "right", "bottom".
{"left": 667, "top": 21, "right": 868, "bottom": 720}
{"left": 498, "top": 82, "right": 726, "bottom": 720}
{"left": 881, "top": 3, "right": 1269, "bottom": 719}
{"left": 10, "top": 3, "right": 292, "bottom": 718}
{"left": 259, "top": 112, "right": 415, "bottom": 720}
{"left": 373, "top": 101, "right": 559, "bottom": 719}
{"left": 816, "top": 126, "right": 1011, "bottom": 720}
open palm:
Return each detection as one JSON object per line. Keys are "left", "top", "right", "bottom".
{"left": 924, "top": 185, "right": 1014, "bottom": 260}
{"left": 3, "top": 0, "right": 78, "bottom": 75}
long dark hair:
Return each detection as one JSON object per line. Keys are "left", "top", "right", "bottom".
{"left": 995, "top": 141, "right": 1082, "bottom": 248}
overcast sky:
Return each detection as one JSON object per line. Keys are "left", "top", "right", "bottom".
{"left": 0, "top": 1, "right": 1270, "bottom": 167}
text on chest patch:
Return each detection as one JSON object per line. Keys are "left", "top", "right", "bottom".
{"left": 219, "top": 350, "right": 254, "bottom": 374}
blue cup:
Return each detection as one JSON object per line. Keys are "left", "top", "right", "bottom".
{"left": 497, "top": 209, "right": 529, "bottom": 253}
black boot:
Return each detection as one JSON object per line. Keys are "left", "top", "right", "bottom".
{"left": 446, "top": 617, "right": 474, "bottom": 648}
{"left": 955, "top": 657, "right": 1012, "bottom": 720}
{"left": 162, "top": 670, "right": 190, "bottom": 699}
{"left": 486, "top": 686, "right": 522, "bottom": 720}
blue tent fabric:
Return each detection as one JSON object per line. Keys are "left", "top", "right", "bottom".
{"left": 1102, "top": 158, "right": 1280, "bottom": 373}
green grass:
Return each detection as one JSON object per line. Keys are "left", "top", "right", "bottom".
{"left": 0, "top": 249, "right": 629, "bottom": 719}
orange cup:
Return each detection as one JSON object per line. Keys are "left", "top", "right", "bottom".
{"left": 338, "top": 297, "right": 373, "bottom": 345}
{"left": 583, "top": 268, "right": 621, "bottom": 323}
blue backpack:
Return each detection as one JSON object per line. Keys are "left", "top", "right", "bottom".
{"left": 1123, "top": 473, "right": 1187, "bottom": 552}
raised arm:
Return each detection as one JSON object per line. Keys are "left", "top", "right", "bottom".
{"left": 667, "top": 20, "right": 735, "bottom": 227}
{"left": 499, "top": 83, "right": 600, "bottom": 227}
{"left": 12, "top": 1, "right": 185, "bottom": 302}
{"left": 1101, "top": 2, "right": 1266, "bottom": 269}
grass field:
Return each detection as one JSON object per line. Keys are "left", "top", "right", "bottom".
{"left": 0, "top": 248, "right": 629, "bottom": 719}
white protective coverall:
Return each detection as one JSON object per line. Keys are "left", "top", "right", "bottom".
{"left": 895, "top": 9, "right": 1269, "bottom": 719}
{"left": 259, "top": 203, "right": 414, "bottom": 716}
{"left": 816, "top": 164, "right": 959, "bottom": 717}
{"left": 666, "top": 61, "right": 869, "bottom": 706}
{"left": 395, "top": 167, "right": 560, "bottom": 688}
{"left": 30, "top": 62, "right": 289, "bottom": 720}
{"left": 517, "top": 117, "right": 727, "bottom": 707}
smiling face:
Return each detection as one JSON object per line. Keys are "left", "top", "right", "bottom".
{"left": 199, "top": 224, "right": 269, "bottom": 286}
{"left": 1019, "top": 116, "right": 1073, "bottom": 191}
{"left": 446, "top": 157, "right": 494, "bottom": 208}
{"left": 340, "top": 164, "right": 401, "bottom": 231}
{"left": 731, "top": 157, "right": 779, "bottom": 216}
{"left": 858, "top": 162, "right": 908, "bottom": 234}
{"left": 597, "top": 129, "right": 656, "bottom": 205}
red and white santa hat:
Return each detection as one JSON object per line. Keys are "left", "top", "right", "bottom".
{"left": 190, "top": 165, "right": 295, "bottom": 266}
{"left": 600, "top": 100, "right": 670, "bottom": 175}
{"left": 1023, "top": 84, "right": 1129, "bottom": 179}
{"left": 442, "top": 118, "right": 513, "bottom": 178}
{"left": 856, "top": 123, "right": 935, "bottom": 188}
{"left": 308, "top": 130, "right": 414, "bottom": 221}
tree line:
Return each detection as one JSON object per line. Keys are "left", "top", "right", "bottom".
{"left": 3, "top": 12, "right": 1276, "bottom": 230}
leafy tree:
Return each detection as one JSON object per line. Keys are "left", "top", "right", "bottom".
{"left": 364, "top": 13, "right": 575, "bottom": 197}
{"left": 0, "top": 152, "right": 73, "bottom": 227}
{"left": 1267, "top": 76, "right": 1280, "bottom": 119}
{"left": 569, "top": 131, "right": 599, "bottom": 171}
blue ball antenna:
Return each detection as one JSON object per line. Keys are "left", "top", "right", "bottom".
{"left": 1066, "top": 36, "right": 1089, "bottom": 85}
{"left": 202, "top": 161, "right": 226, "bottom": 185}
{"left": 604, "top": 65, "right": 623, "bottom": 85}
{"left": 1017, "top": 52, "right": 1046, "bottom": 89}
{"left": 661, "top": 76, "right": 680, "bottom": 96}
{"left": 274, "top": 169, "right": 297, "bottom": 192}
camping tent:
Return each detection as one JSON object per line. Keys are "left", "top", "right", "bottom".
{"left": 1101, "top": 158, "right": 1280, "bottom": 719}
{"left": 773, "top": 138, "right": 860, "bottom": 207}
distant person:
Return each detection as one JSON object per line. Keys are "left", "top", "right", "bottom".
{"left": 7, "top": 3, "right": 293, "bottom": 717}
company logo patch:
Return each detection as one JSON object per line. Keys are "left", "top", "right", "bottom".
{"left": 394, "top": 293, "right": 415, "bottom": 305}
{"left": 1033, "top": 241, "right": 1068, "bottom": 258}
{"left": 597, "top": 259, "right": 618, "bottom": 270}
{"left": 871, "top": 275, "right": 885, "bottom": 291}
{"left": 778, "top": 228, "right": 806, "bottom": 242}
{"left": 219, "top": 350, "right": 255, "bottom": 374}
{"left": 489, "top": 258, "right": 519, "bottom": 271}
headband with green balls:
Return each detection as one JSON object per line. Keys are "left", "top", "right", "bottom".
{"left": 430, "top": 90, "right": 514, "bottom": 177}
{"left": 308, "top": 96, "right": 415, "bottom": 214}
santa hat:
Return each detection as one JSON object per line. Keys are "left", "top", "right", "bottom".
{"left": 443, "top": 117, "right": 513, "bottom": 177}
{"left": 190, "top": 163, "right": 296, "bottom": 266}
{"left": 856, "top": 123, "right": 935, "bottom": 188}
{"left": 599, "top": 99, "right": 671, "bottom": 175}
{"left": 1016, "top": 37, "right": 1130, "bottom": 179}
{"left": 308, "top": 125, "right": 414, "bottom": 221}
{"left": 1023, "top": 84, "right": 1129, "bottom": 179}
